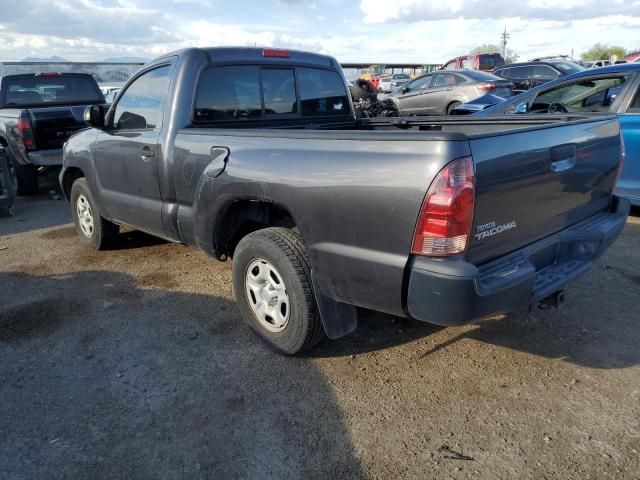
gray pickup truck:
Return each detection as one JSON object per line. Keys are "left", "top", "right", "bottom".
{"left": 60, "top": 47, "right": 629, "bottom": 354}
{"left": 0, "top": 72, "right": 104, "bottom": 194}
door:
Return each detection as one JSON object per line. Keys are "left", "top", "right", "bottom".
{"left": 616, "top": 79, "right": 640, "bottom": 202}
{"left": 93, "top": 65, "right": 172, "bottom": 236}
{"left": 396, "top": 75, "right": 433, "bottom": 114}
{"left": 429, "top": 73, "right": 460, "bottom": 113}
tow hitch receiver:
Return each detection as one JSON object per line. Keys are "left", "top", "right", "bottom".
{"left": 538, "top": 290, "right": 566, "bottom": 310}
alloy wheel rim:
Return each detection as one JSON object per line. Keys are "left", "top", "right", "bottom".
{"left": 76, "top": 194, "right": 95, "bottom": 238}
{"left": 245, "top": 258, "right": 290, "bottom": 333}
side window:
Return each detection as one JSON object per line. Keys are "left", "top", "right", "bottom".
{"left": 532, "top": 65, "right": 558, "bottom": 80}
{"left": 195, "top": 66, "right": 261, "bottom": 122}
{"left": 533, "top": 76, "right": 627, "bottom": 112}
{"left": 261, "top": 68, "right": 297, "bottom": 115}
{"left": 407, "top": 75, "right": 432, "bottom": 91}
{"left": 433, "top": 74, "right": 457, "bottom": 87}
{"left": 297, "top": 68, "right": 349, "bottom": 117}
{"left": 495, "top": 68, "right": 511, "bottom": 79}
{"left": 511, "top": 66, "right": 533, "bottom": 79}
{"left": 112, "top": 66, "right": 171, "bottom": 130}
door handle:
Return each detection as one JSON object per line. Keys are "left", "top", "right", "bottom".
{"left": 446, "top": 88, "right": 454, "bottom": 91}
{"left": 550, "top": 144, "right": 577, "bottom": 173}
{"left": 140, "top": 146, "right": 155, "bottom": 159}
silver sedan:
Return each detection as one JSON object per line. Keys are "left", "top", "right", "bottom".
{"left": 385, "top": 70, "right": 513, "bottom": 115}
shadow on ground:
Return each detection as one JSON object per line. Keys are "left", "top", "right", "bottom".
{"left": 0, "top": 270, "right": 365, "bottom": 480}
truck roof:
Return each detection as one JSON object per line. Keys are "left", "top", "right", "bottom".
{"left": 151, "top": 47, "right": 339, "bottom": 69}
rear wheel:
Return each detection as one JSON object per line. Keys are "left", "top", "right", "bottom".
{"left": 70, "top": 177, "right": 119, "bottom": 250}
{"left": 447, "top": 101, "right": 462, "bottom": 115}
{"left": 232, "top": 227, "right": 324, "bottom": 355}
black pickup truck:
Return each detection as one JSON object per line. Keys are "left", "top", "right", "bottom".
{"left": 0, "top": 72, "right": 104, "bottom": 194}
{"left": 61, "top": 47, "right": 629, "bottom": 354}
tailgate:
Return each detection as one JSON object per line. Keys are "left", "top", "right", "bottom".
{"left": 29, "top": 106, "right": 88, "bottom": 150}
{"left": 466, "top": 116, "right": 621, "bottom": 265}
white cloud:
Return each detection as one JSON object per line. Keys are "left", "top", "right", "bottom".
{"left": 359, "top": 0, "right": 640, "bottom": 23}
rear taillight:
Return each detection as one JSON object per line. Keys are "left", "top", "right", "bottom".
{"left": 476, "top": 82, "right": 496, "bottom": 92}
{"left": 17, "top": 111, "right": 35, "bottom": 150}
{"left": 411, "top": 156, "right": 475, "bottom": 256}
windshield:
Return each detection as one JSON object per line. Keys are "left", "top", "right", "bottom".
{"left": 553, "top": 62, "right": 586, "bottom": 75}
{"left": 393, "top": 74, "right": 410, "bottom": 80}
{"left": 2, "top": 75, "right": 103, "bottom": 107}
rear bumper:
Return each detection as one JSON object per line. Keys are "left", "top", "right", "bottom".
{"left": 406, "top": 197, "right": 630, "bottom": 326}
{"left": 27, "top": 149, "right": 63, "bottom": 167}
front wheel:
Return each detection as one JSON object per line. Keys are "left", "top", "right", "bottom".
{"left": 70, "top": 177, "right": 119, "bottom": 250}
{"left": 232, "top": 227, "right": 325, "bottom": 355}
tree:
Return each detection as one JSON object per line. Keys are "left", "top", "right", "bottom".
{"left": 470, "top": 44, "right": 501, "bottom": 54}
{"left": 581, "top": 43, "right": 627, "bottom": 62}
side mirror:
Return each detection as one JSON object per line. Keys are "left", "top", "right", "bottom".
{"left": 401, "top": 86, "right": 409, "bottom": 93}
{"left": 514, "top": 102, "right": 528, "bottom": 114}
{"left": 83, "top": 104, "right": 107, "bottom": 129}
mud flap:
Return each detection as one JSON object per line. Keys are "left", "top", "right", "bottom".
{"left": 311, "top": 273, "right": 358, "bottom": 339}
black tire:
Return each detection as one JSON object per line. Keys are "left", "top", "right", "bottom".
{"left": 446, "top": 101, "right": 462, "bottom": 115}
{"left": 13, "top": 160, "right": 38, "bottom": 195}
{"left": 350, "top": 79, "right": 378, "bottom": 102}
{"left": 70, "top": 177, "right": 119, "bottom": 250}
{"left": 232, "top": 227, "right": 325, "bottom": 355}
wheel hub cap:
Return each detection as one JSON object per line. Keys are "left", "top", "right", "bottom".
{"left": 76, "top": 194, "right": 95, "bottom": 238}
{"left": 245, "top": 259, "right": 290, "bottom": 332}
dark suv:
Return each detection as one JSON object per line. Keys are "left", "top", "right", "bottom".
{"left": 493, "top": 61, "right": 585, "bottom": 94}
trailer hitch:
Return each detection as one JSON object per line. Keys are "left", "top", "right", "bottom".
{"left": 538, "top": 290, "right": 565, "bottom": 310}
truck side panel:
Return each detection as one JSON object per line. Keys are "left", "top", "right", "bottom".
{"left": 172, "top": 131, "right": 471, "bottom": 316}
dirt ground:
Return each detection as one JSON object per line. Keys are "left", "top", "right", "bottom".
{"left": 1, "top": 174, "right": 639, "bottom": 480}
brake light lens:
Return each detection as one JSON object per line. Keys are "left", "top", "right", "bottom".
{"left": 411, "top": 156, "right": 475, "bottom": 256}
{"left": 262, "top": 49, "right": 290, "bottom": 58}
{"left": 476, "top": 82, "right": 496, "bottom": 92}
{"left": 17, "top": 111, "right": 35, "bottom": 150}
{"left": 36, "top": 72, "right": 59, "bottom": 77}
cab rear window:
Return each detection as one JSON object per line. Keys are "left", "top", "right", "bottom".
{"left": 194, "top": 65, "right": 349, "bottom": 122}
{"left": 2, "top": 75, "right": 103, "bottom": 107}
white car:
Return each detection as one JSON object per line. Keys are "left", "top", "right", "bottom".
{"left": 378, "top": 73, "right": 411, "bottom": 93}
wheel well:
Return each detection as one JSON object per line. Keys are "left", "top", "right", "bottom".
{"left": 447, "top": 100, "right": 462, "bottom": 112}
{"left": 61, "top": 167, "right": 85, "bottom": 199}
{"left": 214, "top": 200, "right": 297, "bottom": 258}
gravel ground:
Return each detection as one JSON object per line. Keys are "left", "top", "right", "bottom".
{"left": 1, "top": 174, "right": 639, "bottom": 479}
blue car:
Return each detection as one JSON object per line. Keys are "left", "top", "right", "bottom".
{"left": 457, "top": 64, "right": 640, "bottom": 206}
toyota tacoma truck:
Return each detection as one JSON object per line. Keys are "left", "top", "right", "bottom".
{"left": 0, "top": 72, "right": 105, "bottom": 194}
{"left": 60, "top": 47, "right": 629, "bottom": 354}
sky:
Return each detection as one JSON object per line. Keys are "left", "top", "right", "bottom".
{"left": 0, "top": 0, "right": 638, "bottom": 63}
